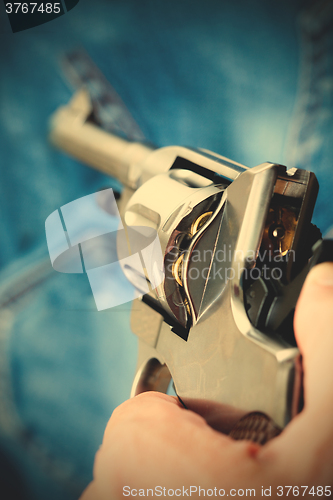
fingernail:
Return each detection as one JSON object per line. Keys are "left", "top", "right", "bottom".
{"left": 307, "top": 262, "right": 333, "bottom": 287}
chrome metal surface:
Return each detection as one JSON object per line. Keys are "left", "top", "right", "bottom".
{"left": 49, "top": 85, "right": 310, "bottom": 433}
{"left": 130, "top": 162, "right": 301, "bottom": 429}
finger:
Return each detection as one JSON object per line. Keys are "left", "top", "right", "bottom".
{"left": 79, "top": 481, "right": 99, "bottom": 500}
{"left": 95, "top": 392, "right": 246, "bottom": 490}
{"left": 102, "top": 392, "right": 185, "bottom": 442}
{"left": 294, "top": 262, "right": 333, "bottom": 410}
{"left": 258, "top": 263, "right": 333, "bottom": 482}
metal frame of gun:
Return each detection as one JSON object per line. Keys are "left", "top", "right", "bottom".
{"left": 49, "top": 52, "right": 332, "bottom": 443}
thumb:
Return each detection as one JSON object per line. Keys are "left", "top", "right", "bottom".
{"left": 294, "top": 262, "right": 333, "bottom": 411}
{"left": 258, "top": 263, "right": 333, "bottom": 479}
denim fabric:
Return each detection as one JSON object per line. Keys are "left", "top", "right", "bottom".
{"left": 0, "top": 0, "right": 333, "bottom": 498}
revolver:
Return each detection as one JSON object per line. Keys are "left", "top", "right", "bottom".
{"left": 48, "top": 51, "right": 332, "bottom": 443}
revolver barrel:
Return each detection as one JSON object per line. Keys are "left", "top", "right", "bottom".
{"left": 49, "top": 89, "right": 155, "bottom": 190}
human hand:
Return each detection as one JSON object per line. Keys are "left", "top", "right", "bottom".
{"left": 81, "top": 263, "right": 333, "bottom": 499}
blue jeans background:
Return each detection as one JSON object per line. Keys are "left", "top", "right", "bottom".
{"left": 0, "top": 0, "right": 333, "bottom": 498}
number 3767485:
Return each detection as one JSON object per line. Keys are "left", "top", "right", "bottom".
{"left": 5, "top": 3, "right": 61, "bottom": 14}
